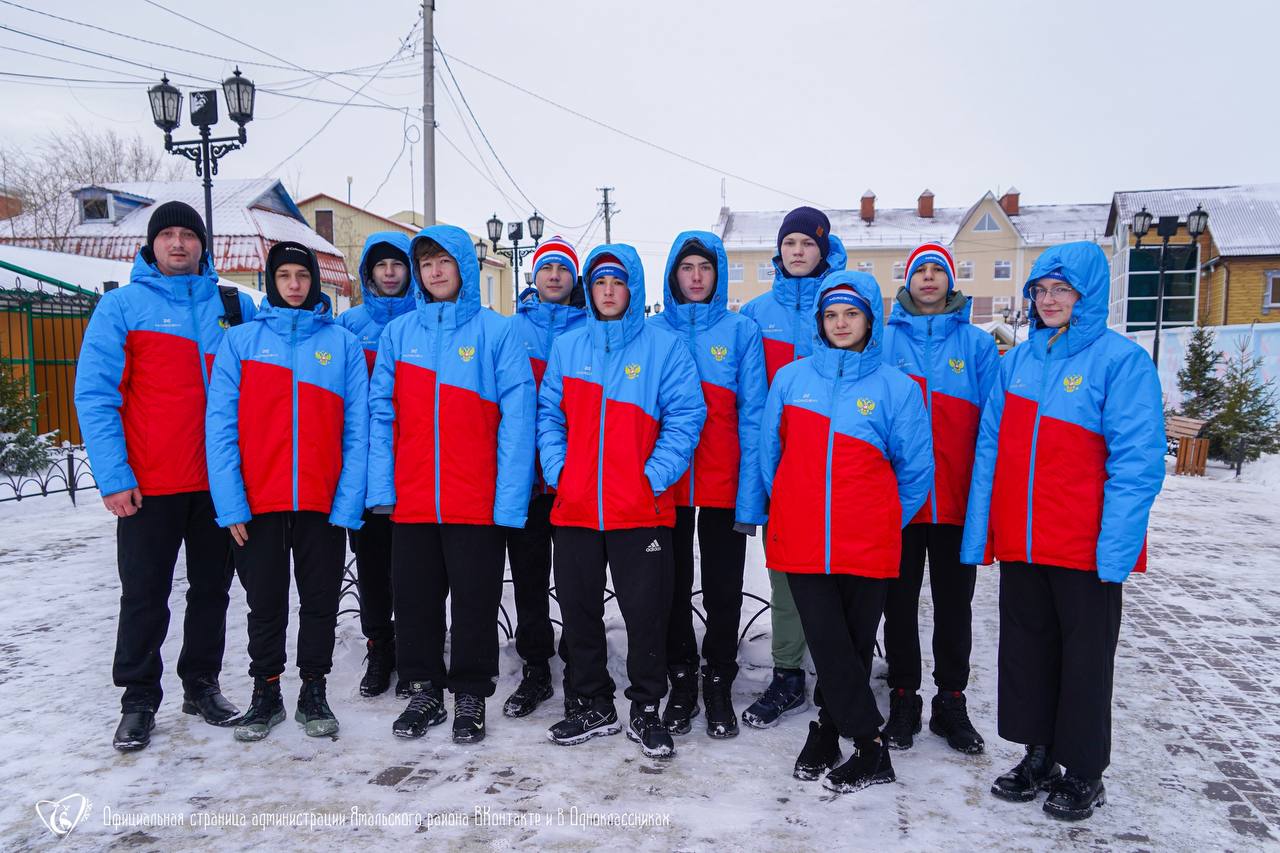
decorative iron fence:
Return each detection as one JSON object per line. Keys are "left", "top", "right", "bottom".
{"left": 0, "top": 444, "right": 97, "bottom": 504}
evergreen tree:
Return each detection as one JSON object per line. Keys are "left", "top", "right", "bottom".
{"left": 0, "top": 368, "right": 56, "bottom": 477}
{"left": 1206, "top": 337, "right": 1280, "bottom": 474}
{"left": 1176, "top": 325, "right": 1223, "bottom": 421}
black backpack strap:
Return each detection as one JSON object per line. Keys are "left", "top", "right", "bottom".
{"left": 218, "top": 285, "right": 243, "bottom": 327}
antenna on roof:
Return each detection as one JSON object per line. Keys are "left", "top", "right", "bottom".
{"left": 720, "top": 177, "right": 726, "bottom": 208}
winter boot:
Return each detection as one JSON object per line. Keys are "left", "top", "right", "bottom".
{"left": 113, "top": 709, "right": 156, "bottom": 752}
{"left": 503, "top": 664, "right": 554, "bottom": 718}
{"left": 662, "top": 664, "right": 700, "bottom": 735}
{"left": 452, "top": 693, "right": 486, "bottom": 744}
{"left": 547, "top": 698, "right": 621, "bottom": 746}
{"left": 392, "top": 681, "right": 447, "bottom": 739}
{"left": 992, "top": 744, "right": 1062, "bottom": 802}
{"left": 1043, "top": 774, "right": 1106, "bottom": 821}
{"left": 181, "top": 675, "right": 241, "bottom": 726}
{"left": 295, "top": 674, "right": 339, "bottom": 737}
{"left": 702, "top": 667, "right": 738, "bottom": 739}
{"left": 234, "top": 676, "right": 286, "bottom": 742}
{"left": 823, "top": 736, "right": 896, "bottom": 794}
{"left": 929, "top": 690, "right": 985, "bottom": 754}
{"left": 627, "top": 701, "right": 675, "bottom": 758}
{"left": 882, "top": 688, "right": 923, "bottom": 750}
{"left": 742, "top": 667, "right": 807, "bottom": 729}
{"left": 359, "top": 638, "right": 396, "bottom": 698}
{"left": 793, "top": 718, "right": 841, "bottom": 781}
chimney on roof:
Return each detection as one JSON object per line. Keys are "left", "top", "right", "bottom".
{"left": 999, "top": 186, "right": 1020, "bottom": 216}
{"left": 917, "top": 189, "right": 934, "bottom": 219}
{"left": 861, "top": 190, "right": 876, "bottom": 223}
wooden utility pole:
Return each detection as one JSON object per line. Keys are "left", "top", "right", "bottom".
{"left": 422, "top": 1, "right": 437, "bottom": 225}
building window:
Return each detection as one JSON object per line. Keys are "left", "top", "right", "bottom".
{"left": 485, "top": 274, "right": 494, "bottom": 308}
{"left": 81, "top": 197, "right": 110, "bottom": 222}
{"left": 1121, "top": 244, "right": 1200, "bottom": 331}
{"left": 856, "top": 261, "right": 874, "bottom": 274}
{"left": 757, "top": 261, "right": 773, "bottom": 282}
{"left": 956, "top": 260, "right": 974, "bottom": 280}
{"left": 728, "top": 262, "right": 743, "bottom": 283}
{"left": 892, "top": 262, "right": 906, "bottom": 281}
{"left": 992, "top": 296, "right": 1013, "bottom": 315}
{"left": 972, "top": 296, "right": 994, "bottom": 320}
{"left": 314, "top": 209, "right": 334, "bottom": 244}
{"left": 1266, "top": 270, "right": 1280, "bottom": 308}
{"left": 993, "top": 260, "right": 1012, "bottom": 280}
{"left": 974, "top": 212, "right": 1000, "bottom": 232}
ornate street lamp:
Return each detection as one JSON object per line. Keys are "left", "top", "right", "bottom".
{"left": 487, "top": 211, "right": 543, "bottom": 310}
{"left": 1133, "top": 204, "right": 1208, "bottom": 369}
{"left": 474, "top": 238, "right": 488, "bottom": 263}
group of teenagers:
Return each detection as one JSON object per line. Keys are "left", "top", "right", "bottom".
{"left": 74, "top": 198, "right": 1165, "bottom": 820}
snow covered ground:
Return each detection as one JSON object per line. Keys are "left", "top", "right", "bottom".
{"left": 2, "top": 461, "right": 1279, "bottom": 851}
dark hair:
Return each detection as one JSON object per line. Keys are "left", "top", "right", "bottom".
{"left": 413, "top": 237, "right": 449, "bottom": 264}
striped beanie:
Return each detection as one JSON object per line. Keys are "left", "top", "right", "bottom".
{"left": 819, "top": 283, "right": 872, "bottom": 318}
{"left": 905, "top": 242, "right": 956, "bottom": 292}
{"left": 532, "top": 235, "right": 579, "bottom": 282}
{"left": 588, "top": 253, "right": 628, "bottom": 285}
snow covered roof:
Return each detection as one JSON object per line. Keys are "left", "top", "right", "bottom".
{"left": 1107, "top": 184, "right": 1280, "bottom": 257}
{"left": 1010, "top": 203, "right": 1110, "bottom": 245}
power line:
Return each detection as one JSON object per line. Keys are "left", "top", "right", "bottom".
{"left": 0, "top": 23, "right": 222, "bottom": 85}
{"left": 435, "top": 58, "right": 515, "bottom": 218}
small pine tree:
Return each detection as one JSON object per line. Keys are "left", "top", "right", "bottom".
{"left": 1176, "top": 325, "right": 1223, "bottom": 421}
{"left": 0, "top": 368, "right": 57, "bottom": 477}
{"left": 1206, "top": 337, "right": 1280, "bottom": 474}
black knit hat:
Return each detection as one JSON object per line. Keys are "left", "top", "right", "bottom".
{"left": 668, "top": 238, "right": 719, "bottom": 303}
{"left": 146, "top": 201, "right": 207, "bottom": 255}
{"left": 364, "top": 241, "right": 410, "bottom": 276}
{"left": 776, "top": 206, "right": 831, "bottom": 260}
{"left": 266, "top": 241, "right": 323, "bottom": 311}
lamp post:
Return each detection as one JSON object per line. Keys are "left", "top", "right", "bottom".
{"left": 486, "top": 211, "right": 544, "bottom": 308}
{"left": 1132, "top": 204, "right": 1208, "bottom": 369}
{"left": 1000, "top": 307, "right": 1027, "bottom": 348}
{"left": 147, "top": 69, "right": 256, "bottom": 252}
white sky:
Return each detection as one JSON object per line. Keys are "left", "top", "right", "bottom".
{"left": 1, "top": 0, "right": 1276, "bottom": 293}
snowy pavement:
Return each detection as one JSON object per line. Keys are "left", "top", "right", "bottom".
{"left": 1, "top": 461, "right": 1279, "bottom": 851}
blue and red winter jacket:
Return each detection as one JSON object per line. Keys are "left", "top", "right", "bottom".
{"left": 338, "top": 231, "right": 416, "bottom": 375}
{"left": 366, "top": 225, "right": 536, "bottom": 528}
{"left": 649, "top": 230, "right": 768, "bottom": 524}
{"left": 740, "top": 235, "right": 847, "bottom": 385}
{"left": 537, "top": 244, "right": 707, "bottom": 530}
{"left": 74, "top": 249, "right": 257, "bottom": 498}
{"left": 960, "top": 242, "right": 1166, "bottom": 582}
{"left": 760, "top": 271, "right": 933, "bottom": 577}
{"left": 883, "top": 290, "right": 998, "bottom": 526}
{"left": 511, "top": 278, "right": 587, "bottom": 495}
{"left": 205, "top": 295, "right": 369, "bottom": 529}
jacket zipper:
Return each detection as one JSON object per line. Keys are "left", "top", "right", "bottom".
{"left": 433, "top": 305, "right": 444, "bottom": 524}
{"left": 686, "top": 304, "right": 697, "bottom": 507}
{"left": 290, "top": 312, "right": 300, "bottom": 512}
{"left": 925, "top": 316, "right": 937, "bottom": 523}
{"left": 823, "top": 354, "right": 844, "bottom": 575}
{"left": 596, "top": 331, "right": 609, "bottom": 531}
{"left": 1025, "top": 334, "right": 1057, "bottom": 563}
{"left": 189, "top": 283, "right": 211, "bottom": 393}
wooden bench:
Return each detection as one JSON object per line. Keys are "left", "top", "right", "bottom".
{"left": 1167, "top": 415, "right": 1209, "bottom": 476}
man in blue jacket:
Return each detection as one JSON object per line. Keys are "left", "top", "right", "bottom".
{"left": 75, "top": 201, "right": 256, "bottom": 751}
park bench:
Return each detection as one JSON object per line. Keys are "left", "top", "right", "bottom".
{"left": 1167, "top": 414, "right": 1208, "bottom": 476}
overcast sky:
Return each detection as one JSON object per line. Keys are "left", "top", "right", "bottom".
{"left": 2, "top": 0, "right": 1276, "bottom": 288}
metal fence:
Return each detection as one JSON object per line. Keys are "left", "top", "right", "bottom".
{"left": 0, "top": 444, "right": 98, "bottom": 503}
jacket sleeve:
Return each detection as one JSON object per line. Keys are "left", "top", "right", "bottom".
{"left": 492, "top": 322, "right": 536, "bottom": 528}
{"left": 330, "top": 332, "right": 369, "bottom": 529}
{"left": 1096, "top": 345, "right": 1167, "bottom": 582}
{"left": 758, "top": 374, "right": 786, "bottom": 503}
{"left": 204, "top": 334, "right": 251, "bottom": 527}
{"left": 973, "top": 329, "right": 999, "bottom": 414}
{"left": 887, "top": 377, "right": 934, "bottom": 527}
{"left": 733, "top": 320, "right": 769, "bottom": 525}
{"left": 365, "top": 332, "right": 397, "bottom": 509}
{"left": 645, "top": 341, "right": 708, "bottom": 495}
{"left": 960, "top": 357, "right": 1010, "bottom": 565}
{"left": 536, "top": 339, "right": 569, "bottom": 490}
{"left": 237, "top": 292, "right": 258, "bottom": 323}
{"left": 73, "top": 293, "right": 138, "bottom": 497}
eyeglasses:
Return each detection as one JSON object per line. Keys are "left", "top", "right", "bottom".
{"left": 1030, "top": 284, "right": 1076, "bottom": 301}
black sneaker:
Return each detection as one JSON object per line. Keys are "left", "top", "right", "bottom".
{"left": 547, "top": 700, "right": 621, "bottom": 745}
{"left": 1043, "top": 774, "right": 1106, "bottom": 821}
{"left": 991, "top": 745, "right": 1062, "bottom": 802}
{"left": 359, "top": 638, "right": 396, "bottom": 698}
{"left": 392, "top": 682, "right": 447, "bottom": 739}
{"left": 662, "top": 664, "right": 700, "bottom": 735}
{"left": 823, "top": 737, "right": 895, "bottom": 794}
{"left": 113, "top": 709, "right": 156, "bottom": 752}
{"left": 452, "top": 694, "right": 486, "bottom": 743}
{"left": 793, "top": 719, "right": 841, "bottom": 781}
{"left": 929, "top": 691, "right": 985, "bottom": 754}
{"left": 627, "top": 702, "right": 675, "bottom": 758}
{"left": 295, "top": 675, "right": 339, "bottom": 737}
{"left": 882, "top": 688, "right": 922, "bottom": 750}
{"left": 503, "top": 664, "right": 554, "bottom": 718}
{"left": 702, "top": 667, "right": 738, "bottom": 739}
{"left": 234, "top": 676, "right": 286, "bottom": 743}
{"left": 181, "top": 675, "right": 241, "bottom": 726}
{"left": 741, "top": 667, "right": 807, "bottom": 729}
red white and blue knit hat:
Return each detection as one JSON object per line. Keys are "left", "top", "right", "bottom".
{"left": 905, "top": 242, "right": 956, "bottom": 291}
{"left": 588, "top": 253, "right": 628, "bottom": 285}
{"left": 532, "top": 235, "right": 580, "bottom": 282}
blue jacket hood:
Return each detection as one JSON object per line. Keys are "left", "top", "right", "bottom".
{"left": 516, "top": 271, "right": 586, "bottom": 330}
{"left": 410, "top": 224, "right": 482, "bottom": 328}
{"left": 810, "top": 270, "right": 884, "bottom": 379}
{"left": 582, "top": 243, "right": 646, "bottom": 350}
{"left": 887, "top": 286, "right": 972, "bottom": 341}
{"left": 1024, "top": 241, "right": 1109, "bottom": 355}
{"left": 249, "top": 292, "right": 334, "bottom": 339}
{"left": 357, "top": 231, "right": 416, "bottom": 324}
{"left": 770, "top": 233, "right": 847, "bottom": 309}
{"left": 130, "top": 247, "right": 219, "bottom": 303}
{"left": 660, "top": 230, "right": 728, "bottom": 331}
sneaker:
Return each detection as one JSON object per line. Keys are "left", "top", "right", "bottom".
{"left": 1043, "top": 774, "right": 1106, "bottom": 821}
{"left": 234, "top": 676, "right": 286, "bottom": 743}
{"left": 395, "top": 678, "right": 411, "bottom": 699}
{"left": 741, "top": 667, "right": 807, "bottom": 729}
{"left": 503, "top": 664, "right": 554, "bottom": 718}
{"left": 702, "top": 667, "right": 738, "bottom": 739}
{"left": 547, "top": 700, "right": 621, "bottom": 746}
{"left": 392, "top": 682, "right": 447, "bottom": 739}
{"left": 823, "top": 737, "right": 895, "bottom": 794}
{"left": 929, "top": 691, "right": 985, "bottom": 754}
{"left": 295, "top": 675, "right": 339, "bottom": 737}
{"left": 882, "top": 688, "right": 922, "bottom": 750}
{"left": 662, "top": 664, "right": 700, "bottom": 735}
{"left": 452, "top": 694, "right": 486, "bottom": 743}
{"left": 627, "top": 702, "right": 675, "bottom": 758}
{"left": 359, "top": 638, "right": 396, "bottom": 698}
{"left": 793, "top": 719, "right": 841, "bottom": 781}
{"left": 991, "top": 745, "right": 1062, "bottom": 802}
